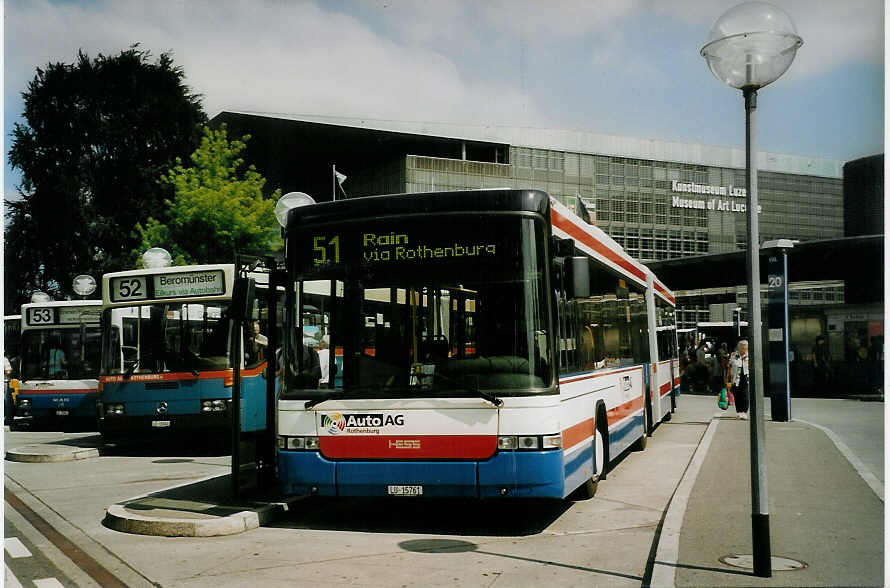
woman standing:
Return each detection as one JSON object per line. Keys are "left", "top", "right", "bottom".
{"left": 729, "top": 340, "right": 750, "bottom": 419}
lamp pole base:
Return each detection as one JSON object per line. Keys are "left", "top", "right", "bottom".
{"left": 752, "top": 513, "right": 772, "bottom": 577}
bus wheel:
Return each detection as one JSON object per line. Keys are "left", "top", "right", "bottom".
{"left": 572, "top": 424, "right": 606, "bottom": 500}
{"left": 595, "top": 413, "right": 610, "bottom": 481}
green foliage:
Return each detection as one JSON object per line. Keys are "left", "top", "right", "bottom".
{"left": 5, "top": 46, "right": 206, "bottom": 307}
{"left": 135, "top": 125, "right": 281, "bottom": 265}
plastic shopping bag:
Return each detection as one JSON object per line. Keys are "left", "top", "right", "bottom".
{"left": 717, "top": 387, "right": 729, "bottom": 410}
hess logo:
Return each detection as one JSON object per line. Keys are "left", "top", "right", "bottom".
{"left": 388, "top": 439, "right": 421, "bottom": 449}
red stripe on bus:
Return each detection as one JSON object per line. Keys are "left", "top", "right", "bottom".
{"left": 319, "top": 435, "right": 497, "bottom": 460}
{"left": 562, "top": 417, "right": 595, "bottom": 451}
{"left": 550, "top": 209, "right": 647, "bottom": 283}
{"left": 653, "top": 280, "right": 676, "bottom": 305}
{"left": 100, "top": 363, "right": 265, "bottom": 384}
{"left": 659, "top": 381, "right": 672, "bottom": 396}
{"left": 607, "top": 396, "right": 644, "bottom": 426}
{"left": 18, "top": 388, "right": 96, "bottom": 395}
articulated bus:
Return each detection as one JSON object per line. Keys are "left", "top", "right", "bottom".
{"left": 16, "top": 301, "right": 102, "bottom": 426}
{"left": 5, "top": 314, "right": 22, "bottom": 424}
{"left": 98, "top": 263, "right": 274, "bottom": 442}
{"left": 275, "top": 189, "right": 679, "bottom": 499}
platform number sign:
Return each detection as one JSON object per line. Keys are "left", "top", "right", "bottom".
{"left": 110, "top": 276, "right": 148, "bottom": 302}
{"left": 26, "top": 307, "right": 54, "bottom": 325}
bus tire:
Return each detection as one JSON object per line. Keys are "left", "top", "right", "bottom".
{"left": 573, "top": 412, "right": 608, "bottom": 500}
{"left": 595, "top": 405, "right": 610, "bottom": 481}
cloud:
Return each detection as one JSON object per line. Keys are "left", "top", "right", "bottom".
{"left": 645, "top": 0, "right": 883, "bottom": 80}
{"left": 5, "top": 0, "right": 547, "bottom": 130}
{"left": 479, "top": 0, "right": 640, "bottom": 39}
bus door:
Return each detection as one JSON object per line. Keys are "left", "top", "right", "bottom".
{"left": 231, "top": 256, "right": 282, "bottom": 497}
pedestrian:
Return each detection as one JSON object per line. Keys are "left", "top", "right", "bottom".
{"left": 729, "top": 339, "right": 749, "bottom": 419}
{"left": 47, "top": 341, "right": 67, "bottom": 377}
{"left": 811, "top": 334, "right": 831, "bottom": 396}
{"left": 708, "top": 341, "right": 723, "bottom": 394}
{"left": 695, "top": 339, "right": 710, "bottom": 393}
{"left": 317, "top": 335, "right": 331, "bottom": 389}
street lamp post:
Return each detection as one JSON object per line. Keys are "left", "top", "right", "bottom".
{"left": 701, "top": 2, "right": 802, "bottom": 578}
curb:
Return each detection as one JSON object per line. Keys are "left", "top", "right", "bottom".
{"left": 650, "top": 415, "right": 720, "bottom": 588}
{"left": 6, "top": 445, "right": 101, "bottom": 463}
{"left": 102, "top": 500, "right": 296, "bottom": 537}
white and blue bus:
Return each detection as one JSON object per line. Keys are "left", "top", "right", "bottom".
{"left": 16, "top": 301, "right": 102, "bottom": 426}
{"left": 98, "top": 263, "right": 273, "bottom": 442}
{"left": 276, "top": 189, "right": 678, "bottom": 499}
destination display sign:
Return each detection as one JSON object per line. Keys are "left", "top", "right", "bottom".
{"left": 153, "top": 270, "right": 225, "bottom": 299}
{"left": 26, "top": 306, "right": 101, "bottom": 326}
{"left": 110, "top": 270, "right": 226, "bottom": 302}
{"left": 294, "top": 216, "right": 524, "bottom": 278}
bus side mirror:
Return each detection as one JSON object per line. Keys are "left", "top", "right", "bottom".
{"left": 231, "top": 278, "right": 256, "bottom": 321}
{"left": 570, "top": 257, "right": 590, "bottom": 299}
{"left": 552, "top": 256, "right": 590, "bottom": 299}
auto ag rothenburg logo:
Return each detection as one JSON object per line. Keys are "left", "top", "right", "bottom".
{"left": 156, "top": 401, "right": 168, "bottom": 415}
{"left": 322, "top": 413, "right": 346, "bottom": 435}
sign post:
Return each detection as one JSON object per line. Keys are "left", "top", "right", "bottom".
{"left": 764, "top": 239, "right": 794, "bottom": 422}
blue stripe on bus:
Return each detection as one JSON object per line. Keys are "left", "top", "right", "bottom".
{"left": 564, "top": 442, "right": 592, "bottom": 479}
{"left": 278, "top": 449, "right": 565, "bottom": 498}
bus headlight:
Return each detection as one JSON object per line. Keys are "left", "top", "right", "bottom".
{"left": 277, "top": 436, "right": 319, "bottom": 451}
{"left": 17, "top": 398, "right": 31, "bottom": 408}
{"left": 498, "top": 434, "right": 561, "bottom": 451}
{"left": 201, "top": 399, "right": 228, "bottom": 412}
{"left": 106, "top": 404, "right": 124, "bottom": 415}
{"left": 497, "top": 436, "right": 518, "bottom": 450}
{"left": 542, "top": 434, "right": 562, "bottom": 449}
{"left": 518, "top": 436, "right": 540, "bottom": 450}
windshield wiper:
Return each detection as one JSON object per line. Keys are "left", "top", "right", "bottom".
{"left": 302, "top": 380, "right": 502, "bottom": 409}
{"left": 303, "top": 386, "right": 384, "bottom": 409}
{"left": 433, "top": 372, "right": 503, "bottom": 407}
{"left": 123, "top": 359, "right": 140, "bottom": 379}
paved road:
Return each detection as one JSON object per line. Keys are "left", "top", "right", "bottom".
{"left": 4, "top": 395, "right": 880, "bottom": 587}
{"left": 5, "top": 515, "right": 78, "bottom": 587}
{"left": 4, "top": 398, "right": 715, "bottom": 587}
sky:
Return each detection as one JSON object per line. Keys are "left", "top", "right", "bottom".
{"left": 3, "top": 0, "right": 884, "bottom": 196}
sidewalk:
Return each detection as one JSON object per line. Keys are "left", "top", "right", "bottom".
{"left": 666, "top": 412, "right": 884, "bottom": 587}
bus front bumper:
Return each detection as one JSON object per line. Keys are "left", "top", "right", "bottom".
{"left": 277, "top": 449, "right": 565, "bottom": 498}
{"left": 98, "top": 411, "right": 231, "bottom": 438}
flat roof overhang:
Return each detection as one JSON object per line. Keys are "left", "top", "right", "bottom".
{"left": 648, "top": 235, "right": 884, "bottom": 304}
{"left": 211, "top": 112, "right": 507, "bottom": 201}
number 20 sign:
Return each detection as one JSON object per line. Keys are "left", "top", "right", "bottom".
{"left": 110, "top": 277, "right": 148, "bottom": 302}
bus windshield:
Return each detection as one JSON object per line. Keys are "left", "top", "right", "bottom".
{"left": 21, "top": 328, "right": 101, "bottom": 380}
{"left": 286, "top": 214, "right": 553, "bottom": 398}
{"left": 101, "top": 303, "right": 232, "bottom": 375}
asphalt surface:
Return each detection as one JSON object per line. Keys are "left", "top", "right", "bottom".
{"left": 3, "top": 394, "right": 884, "bottom": 587}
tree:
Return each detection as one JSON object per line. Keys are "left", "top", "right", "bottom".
{"left": 135, "top": 125, "right": 281, "bottom": 265}
{"left": 6, "top": 46, "right": 206, "bottom": 307}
